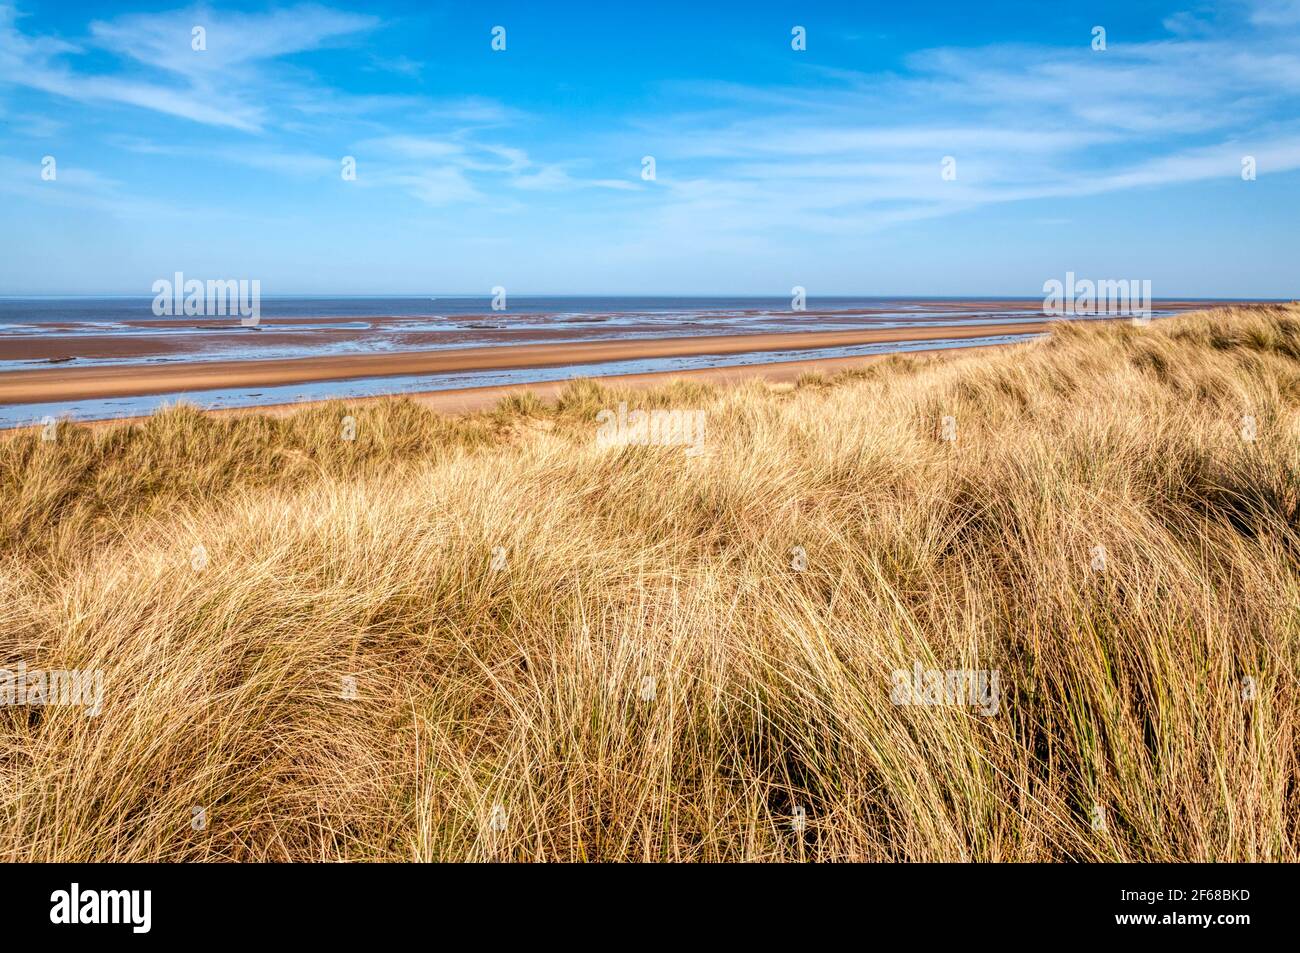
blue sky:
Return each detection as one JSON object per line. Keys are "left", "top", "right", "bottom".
{"left": 1, "top": 0, "right": 1298, "bottom": 296}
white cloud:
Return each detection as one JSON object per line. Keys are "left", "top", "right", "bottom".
{"left": 606, "top": 5, "right": 1300, "bottom": 245}
{"left": 351, "top": 134, "right": 639, "bottom": 205}
{"left": 88, "top": 4, "right": 377, "bottom": 76}
{"left": 0, "top": 2, "right": 377, "bottom": 131}
{"left": 1248, "top": 0, "right": 1300, "bottom": 25}
{"left": 5, "top": 0, "right": 1298, "bottom": 246}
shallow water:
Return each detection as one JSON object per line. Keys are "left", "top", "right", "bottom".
{"left": 0, "top": 293, "right": 1205, "bottom": 427}
{"left": 0, "top": 295, "right": 1142, "bottom": 371}
{"left": 0, "top": 333, "right": 1037, "bottom": 428}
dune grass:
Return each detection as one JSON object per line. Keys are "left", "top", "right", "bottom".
{"left": 1, "top": 304, "right": 1297, "bottom": 861}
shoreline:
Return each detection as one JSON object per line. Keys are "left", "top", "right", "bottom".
{"left": 2, "top": 339, "right": 1014, "bottom": 432}
{"left": 0, "top": 321, "right": 1072, "bottom": 407}
{"left": 0, "top": 299, "right": 1227, "bottom": 365}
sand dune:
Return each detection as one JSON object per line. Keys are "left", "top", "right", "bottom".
{"left": 3, "top": 305, "right": 1296, "bottom": 861}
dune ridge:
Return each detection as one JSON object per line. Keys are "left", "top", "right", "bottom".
{"left": 1, "top": 305, "right": 1296, "bottom": 861}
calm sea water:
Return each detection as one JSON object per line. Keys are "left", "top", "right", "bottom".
{"left": 0, "top": 295, "right": 1044, "bottom": 328}
{"left": 0, "top": 295, "right": 1073, "bottom": 368}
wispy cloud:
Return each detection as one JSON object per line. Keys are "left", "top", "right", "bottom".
{"left": 353, "top": 134, "right": 640, "bottom": 205}
{"left": 0, "top": 153, "right": 226, "bottom": 220}
{"left": 611, "top": 1, "right": 1300, "bottom": 243}
{"left": 0, "top": 2, "right": 377, "bottom": 131}
{"left": 1249, "top": 0, "right": 1300, "bottom": 25}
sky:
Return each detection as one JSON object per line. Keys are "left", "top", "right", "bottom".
{"left": 0, "top": 0, "right": 1298, "bottom": 297}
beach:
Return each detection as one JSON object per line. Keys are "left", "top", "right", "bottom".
{"left": 0, "top": 321, "right": 1067, "bottom": 405}
{"left": 24, "top": 342, "right": 1011, "bottom": 430}
{"left": 0, "top": 297, "right": 1231, "bottom": 427}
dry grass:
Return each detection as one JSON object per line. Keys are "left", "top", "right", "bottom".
{"left": 1, "top": 304, "right": 1298, "bottom": 861}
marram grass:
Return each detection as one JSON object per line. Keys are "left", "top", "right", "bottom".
{"left": 1, "top": 305, "right": 1297, "bottom": 861}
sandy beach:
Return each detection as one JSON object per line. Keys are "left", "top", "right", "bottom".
{"left": 16, "top": 341, "right": 1004, "bottom": 432}
{"left": 0, "top": 320, "right": 1065, "bottom": 406}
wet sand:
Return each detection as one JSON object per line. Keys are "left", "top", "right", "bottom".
{"left": 6, "top": 308, "right": 992, "bottom": 363}
{"left": 6, "top": 341, "right": 1003, "bottom": 433}
{"left": 0, "top": 299, "right": 1223, "bottom": 365}
{"left": 0, "top": 321, "right": 1069, "bottom": 406}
